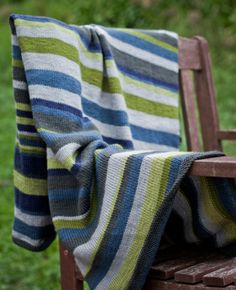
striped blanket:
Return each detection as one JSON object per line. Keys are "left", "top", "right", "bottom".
{"left": 10, "top": 14, "right": 236, "bottom": 290}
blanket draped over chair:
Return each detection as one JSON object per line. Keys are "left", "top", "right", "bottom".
{"left": 10, "top": 14, "right": 236, "bottom": 290}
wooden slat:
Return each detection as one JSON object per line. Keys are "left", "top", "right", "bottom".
{"left": 179, "top": 38, "right": 201, "bottom": 70}
{"left": 194, "top": 36, "right": 222, "bottom": 151}
{"left": 144, "top": 279, "right": 236, "bottom": 290}
{"left": 180, "top": 70, "right": 201, "bottom": 151}
{"left": 174, "top": 256, "right": 233, "bottom": 284}
{"left": 151, "top": 252, "right": 209, "bottom": 280}
{"left": 189, "top": 156, "right": 236, "bottom": 177}
{"left": 218, "top": 130, "right": 236, "bottom": 140}
{"left": 203, "top": 260, "right": 236, "bottom": 287}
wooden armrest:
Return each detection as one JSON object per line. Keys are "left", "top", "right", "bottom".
{"left": 217, "top": 130, "right": 236, "bottom": 140}
{"left": 189, "top": 156, "right": 236, "bottom": 178}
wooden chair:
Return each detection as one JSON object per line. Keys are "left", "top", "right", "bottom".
{"left": 59, "top": 36, "right": 236, "bottom": 290}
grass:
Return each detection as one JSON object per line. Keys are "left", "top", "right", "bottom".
{"left": 0, "top": 1, "right": 236, "bottom": 289}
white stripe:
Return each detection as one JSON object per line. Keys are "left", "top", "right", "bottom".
{"left": 22, "top": 52, "right": 82, "bottom": 81}
{"left": 90, "top": 116, "right": 132, "bottom": 141}
{"left": 18, "top": 131, "right": 39, "bottom": 137}
{"left": 29, "top": 85, "right": 83, "bottom": 110}
{"left": 133, "top": 139, "right": 178, "bottom": 151}
{"left": 15, "top": 207, "right": 52, "bottom": 227}
{"left": 128, "top": 109, "right": 179, "bottom": 134}
{"left": 53, "top": 211, "right": 89, "bottom": 222}
{"left": 12, "top": 230, "right": 45, "bottom": 247}
{"left": 12, "top": 35, "right": 19, "bottom": 46}
{"left": 94, "top": 26, "right": 178, "bottom": 72}
{"left": 56, "top": 143, "right": 81, "bottom": 164}
{"left": 173, "top": 192, "right": 199, "bottom": 243}
{"left": 13, "top": 80, "right": 27, "bottom": 90}
{"left": 123, "top": 80, "right": 178, "bottom": 106}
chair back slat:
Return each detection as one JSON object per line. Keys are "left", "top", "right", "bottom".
{"left": 179, "top": 36, "right": 222, "bottom": 151}
{"left": 180, "top": 70, "right": 201, "bottom": 151}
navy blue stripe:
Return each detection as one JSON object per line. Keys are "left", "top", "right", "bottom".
{"left": 15, "top": 146, "right": 47, "bottom": 178}
{"left": 19, "top": 137, "right": 45, "bottom": 148}
{"left": 15, "top": 188, "right": 50, "bottom": 215}
{"left": 117, "top": 63, "right": 178, "bottom": 92}
{"left": 102, "top": 135, "right": 134, "bottom": 149}
{"left": 13, "top": 218, "right": 54, "bottom": 240}
{"left": 17, "top": 124, "right": 37, "bottom": 133}
{"left": 16, "top": 109, "right": 33, "bottom": 118}
{"left": 82, "top": 97, "right": 129, "bottom": 126}
{"left": 26, "top": 69, "right": 81, "bottom": 95}
{"left": 131, "top": 124, "right": 180, "bottom": 148}
{"left": 48, "top": 169, "right": 71, "bottom": 176}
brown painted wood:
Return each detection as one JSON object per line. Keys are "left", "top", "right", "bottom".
{"left": 189, "top": 156, "right": 236, "bottom": 177}
{"left": 151, "top": 254, "right": 205, "bottom": 279}
{"left": 179, "top": 38, "right": 201, "bottom": 70}
{"left": 174, "top": 256, "right": 232, "bottom": 284}
{"left": 218, "top": 130, "right": 236, "bottom": 140}
{"left": 203, "top": 260, "right": 236, "bottom": 287}
{"left": 59, "top": 242, "right": 83, "bottom": 290}
{"left": 180, "top": 69, "right": 201, "bottom": 151}
{"left": 193, "top": 36, "right": 222, "bottom": 151}
{"left": 144, "top": 279, "right": 236, "bottom": 290}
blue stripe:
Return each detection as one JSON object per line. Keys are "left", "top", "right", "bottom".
{"left": 15, "top": 188, "right": 50, "bottom": 215}
{"left": 26, "top": 69, "right": 81, "bottom": 95}
{"left": 117, "top": 63, "right": 178, "bottom": 92}
{"left": 82, "top": 97, "right": 129, "bottom": 126}
{"left": 13, "top": 218, "right": 54, "bottom": 240}
{"left": 31, "top": 99, "right": 85, "bottom": 119}
{"left": 131, "top": 124, "right": 180, "bottom": 148}
{"left": 13, "top": 45, "right": 22, "bottom": 60}
{"left": 104, "top": 28, "right": 178, "bottom": 62}
{"left": 49, "top": 186, "right": 90, "bottom": 201}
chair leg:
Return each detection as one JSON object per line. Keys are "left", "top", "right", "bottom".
{"left": 59, "top": 241, "right": 83, "bottom": 290}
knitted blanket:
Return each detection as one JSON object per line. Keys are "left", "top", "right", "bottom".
{"left": 10, "top": 14, "right": 236, "bottom": 290}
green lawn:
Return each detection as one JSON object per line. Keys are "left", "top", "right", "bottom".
{"left": 0, "top": 1, "right": 236, "bottom": 289}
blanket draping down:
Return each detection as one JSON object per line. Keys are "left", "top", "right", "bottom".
{"left": 10, "top": 14, "right": 236, "bottom": 290}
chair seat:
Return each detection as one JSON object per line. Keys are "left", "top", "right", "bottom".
{"left": 189, "top": 156, "right": 236, "bottom": 178}
{"left": 144, "top": 246, "right": 236, "bottom": 289}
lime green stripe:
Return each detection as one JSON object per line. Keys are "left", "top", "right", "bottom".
{"left": 16, "top": 116, "right": 35, "bottom": 126}
{"left": 13, "top": 59, "right": 24, "bottom": 68}
{"left": 47, "top": 157, "right": 65, "bottom": 170}
{"left": 109, "top": 152, "right": 183, "bottom": 288}
{"left": 16, "top": 103, "right": 31, "bottom": 111}
{"left": 14, "top": 170, "right": 47, "bottom": 196}
{"left": 124, "top": 92, "right": 178, "bottom": 119}
{"left": 119, "top": 29, "right": 178, "bottom": 53}
{"left": 18, "top": 36, "right": 79, "bottom": 63}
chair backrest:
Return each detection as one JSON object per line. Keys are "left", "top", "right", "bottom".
{"left": 179, "top": 36, "right": 222, "bottom": 152}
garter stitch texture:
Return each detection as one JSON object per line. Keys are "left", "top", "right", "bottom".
{"left": 10, "top": 14, "right": 236, "bottom": 290}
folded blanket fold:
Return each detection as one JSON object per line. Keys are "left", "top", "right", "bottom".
{"left": 10, "top": 14, "right": 236, "bottom": 290}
